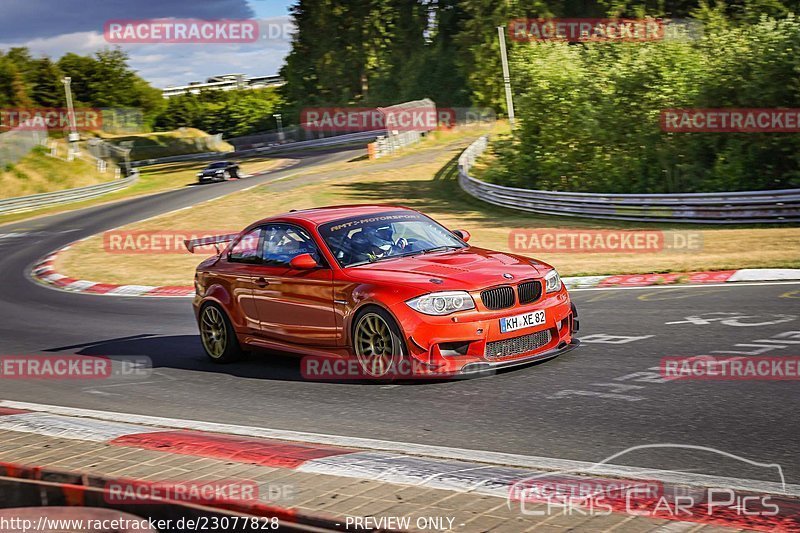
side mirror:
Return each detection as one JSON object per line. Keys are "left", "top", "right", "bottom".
{"left": 453, "top": 229, "right": 471, "bottom": 243}
{"left": 290, "top": 253, "right": 319, "bottom": 270}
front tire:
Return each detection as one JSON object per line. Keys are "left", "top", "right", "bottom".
{"left": 352, "top": 307, "right": 408, "bottom": 378}
{"left": 199, "top": 303, "right": 243, "bottom": 363}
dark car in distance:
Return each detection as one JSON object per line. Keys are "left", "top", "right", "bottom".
{"left": 197, "top": 161, "right": 240, "bottom": 183}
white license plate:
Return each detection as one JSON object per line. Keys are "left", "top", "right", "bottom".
{"left": 500, "top": 310, "right": 546, "bottom": 333}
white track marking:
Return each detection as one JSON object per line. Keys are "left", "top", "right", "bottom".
{"left": 104, "top": 285, "right": 157, "bottom": 296}
{"left": 65, "top": 280, "right": 97, "bottom": 291}
{"left": 1, "top": 400, "right": 797, "bottom": 497}
{"left": 0, "top": 412, "right": 163, "bottom": 442}
{"left": 729, "top": 269, "right": 800, "bottom": 282}
{"left": 571, "top": 280, "right": 800, "bottom": 292}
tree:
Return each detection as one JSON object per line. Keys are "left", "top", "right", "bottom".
{"left": 4, "top": 48, "right": 36, "bottom": 84}
{"left": 0, "top": 56, "right": 31, "bottom": 107}
{"left": 58, "top": 53, "right": 97, "bottom": 105}
{"left": 87, "top": 49, "right": 136, "bottom": 107}
{"left": 29, "top": 58, "right": 65, "bottom": 107}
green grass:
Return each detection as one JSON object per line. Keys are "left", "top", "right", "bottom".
{"left": 98, "top": 128, "right": 234, "bottom": 161}
{"left": 0, "top": 143, "right": 111, "bottom": 199}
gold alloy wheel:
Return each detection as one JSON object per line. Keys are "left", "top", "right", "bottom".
{"left": 354, "top": 312, "right": 397, "bottom": 377}
{"left": 200, "top": 306, "right": 227, "bottom": 359}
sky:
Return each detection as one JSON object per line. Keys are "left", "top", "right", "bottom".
{"left": 0, "top": 0, "right": 296, "bottom": 88}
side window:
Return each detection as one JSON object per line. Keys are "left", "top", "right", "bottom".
{"left": 261, "top": 225, "right": 321, "bottom": 267}
{"left": 228, "top": 228, "right": 262, "bottom": 263}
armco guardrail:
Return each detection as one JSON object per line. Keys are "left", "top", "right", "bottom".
{"left": 0, "top": 130, "right": 377, "bottom": 215}
{"left": 132, "top": 130, "right": 382, "bottom": 168}
{"left": 0, "top": 171, "right": 138, "bottom": 215}
{"left": 458, "top": 136, "right": 800, "bottom": 224}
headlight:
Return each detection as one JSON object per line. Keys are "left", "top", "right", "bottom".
{"left": 406, "top": 291, "right": 475, "bottom": 316}
{"left": 544, "top": 270, "right": 562, "bottom": 293}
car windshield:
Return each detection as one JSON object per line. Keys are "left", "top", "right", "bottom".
{"left": 207, "top": 162, "right": 228, "bottom": 169}
{"left": 319, "top": 211, "right": 467, "bottom": 267}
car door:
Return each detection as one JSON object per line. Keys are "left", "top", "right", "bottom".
{"left": 250, "top": 224, "right": 338, "bottom": 347}
{"left": 218, "top": 227, "right": 263, "bottom": 332}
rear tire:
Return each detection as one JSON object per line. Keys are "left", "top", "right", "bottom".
{"left": 352, "top": 306, "right": 408, "bottom": 379}
{"left": 199, "top": 303, "right": 244, "bottom": 363}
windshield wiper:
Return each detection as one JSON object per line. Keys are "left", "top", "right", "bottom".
{"left": 347, "top": 245, "right": 461, "bottom": 267}
{"left": 348, "top": 253, "right": 409, "bottom": 267}
{"left": 421, "top": 245, "right": 462, "bottom": 254}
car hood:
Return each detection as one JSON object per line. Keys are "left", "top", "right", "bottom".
{"left": 342, "top": 247, "right": 549, "bottom": 292}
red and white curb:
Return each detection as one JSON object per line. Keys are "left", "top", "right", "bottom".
{"left": 27, "top": 160, "right": 303, "bottom": 298}
{"left": 0, "top": 401, "right": 798, "bottom": 531}
{"left": 30, "top": 246, "right": 195, "bottom": 297}
{"left": 30, "top": 246, "right": 800, "bottom": 298}
{"left": 564, "top": 269, "right": 800, "bottom": 289}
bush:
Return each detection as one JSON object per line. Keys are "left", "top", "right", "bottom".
{"left": 489, "top": 16, "right": 800, "bottom": 193}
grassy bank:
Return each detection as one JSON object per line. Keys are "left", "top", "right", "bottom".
{"left": 99, "top": 128, "right": 234, "bottom": 161}
{"left": 0, "top": 145, "right": 112, "bottom": 199}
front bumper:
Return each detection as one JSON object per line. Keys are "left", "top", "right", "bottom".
{"left": 390, "top": 289, "right": 578, "bottom": 376}
{"left": 459, "top": 338, "right": 579, "bottom": 375}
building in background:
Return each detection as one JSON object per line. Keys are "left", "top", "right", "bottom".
{"left": 161, "top": 74, "right": 284, "bottom": 98}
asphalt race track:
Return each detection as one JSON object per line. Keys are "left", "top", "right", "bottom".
{"left": 0, "top": 143, "right": 798, "bottom": 487}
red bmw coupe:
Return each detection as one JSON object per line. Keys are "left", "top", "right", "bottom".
{"left": 187, "top": 205, "right": 579, "bottom": 378}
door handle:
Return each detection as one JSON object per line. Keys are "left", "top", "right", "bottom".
{"left": 254, "top": 277, "right": 269, "bottom": 288}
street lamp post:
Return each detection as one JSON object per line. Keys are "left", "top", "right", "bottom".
{"left": 62, "top": 77, "right": 80, "bottom": 156}
{"left": 497, "top": 26, "right": 516, "bottom": 128}
{"left": 273, "top": 113, "right": 283, "bottom": 142}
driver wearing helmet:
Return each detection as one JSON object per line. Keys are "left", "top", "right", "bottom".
{"left": 350, "top": 224, "right": 397, "bottom": 262}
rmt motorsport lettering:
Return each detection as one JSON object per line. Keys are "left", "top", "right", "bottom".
{"left": 327, "top": 213, "right": 420, "bottom": 233}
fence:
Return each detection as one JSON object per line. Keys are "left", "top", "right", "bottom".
{"left": 131, "top": 130, "right": 382, "bottom": 168}
{"left": 227, "top": 125, "right": 307, "bottom": 151}
{"left": 458, "top": 136, "right": 800, "bottom": 224}
{"left": 0, "top": 126, "right": 48, "bottom": 169}
{"left": 369, "top": 131, "right": 423, "bottom": 159}
{"left": 0, "top": 170, "right": 138, "bottom": 215}
{"left": 88, "top": 131, "right": 227, "bottom": 168}
{"left": 368, "top": 99, "right": 438, "bottom": 159}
